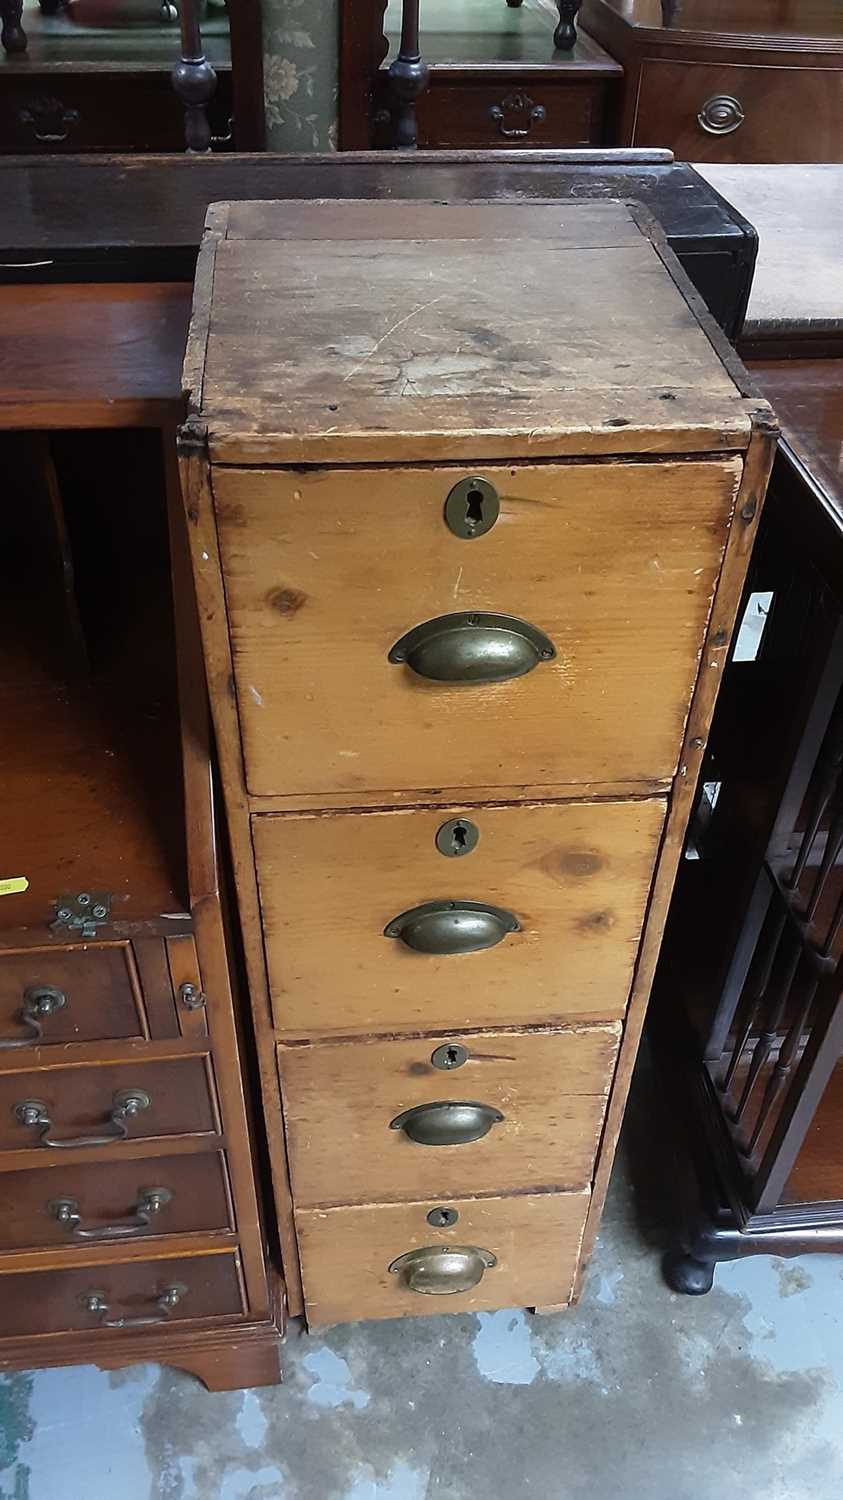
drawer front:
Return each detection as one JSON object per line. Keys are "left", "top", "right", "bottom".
{"left": 373, "top": 77, "right": 608, "bottom": 150}
{"left": 279, "top": 1026, "right": 619, "bottom": 1206}
{"left": 633, "top": 61, "right": 843, "bottom": 165}
{"left": 0, "top": 1152, "right": 232, "bottom": 1252}
{"left": 254, "top": 798, "right": 665, "bottom": 1035}
{"left": 214, "top": 459, "right": 740, "bottom": 797}
{"left": 0, "top": 1057, "right": 217, "bottom": 1156}
{"left": 296, "top": 1190, "right": 589, "bottom": 1323}
{"left": 0, "top": 71, "right": 235, "bottom": 154}
{"left": 0, "top": 945, "right": 149, "bottom": 1048}
{"left": 0, "top": 1252, "right": 244, "bottom": 1338}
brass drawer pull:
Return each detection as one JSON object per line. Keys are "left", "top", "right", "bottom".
{"left": 14, "top": 1088, "right": 151, "bottom": 1148}
{"left": 384, "top": 899, "right": 519, "bottom": 954}
{"left": 388, "top": 612, "right": 555, "bottom": 683}
{"left": 389, "top": 1245, "right": 496, "bottom": 1295}
{"left": 0, "top": 985, "right": 66, "bottom": 1049}
{"left": 49, "top": 1187, "right": 172, "bottom": 1240}
{"left": 390, "top": 1100, "right": 504, "bottom": 1145}
{"left": 81, "top": 1282, "right": 186, "bottom": 1328}
{"left": 697, "top": 94, "right": 744, "bottom": 135}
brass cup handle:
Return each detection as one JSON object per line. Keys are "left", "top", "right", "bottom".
{"left": 390, "top": 1100, "right": 504, "bottom": 1146}
{"left": 388, "top": 612, "right": 555, "bottom": 683}
{"left": 0, "top": 985, "right": 66, "bottom": 1049}
{"left": 81, "top": 1283, "right": 186, "bottom": 1328}
{"left": 384, "top": 900, "right": 519, "bottom": 955}
{"left": 697, "top": 94, "right": 744, "bottom": 135}
{"left": 389, "top": 1245, "right": 497, "bottom": 1295}
{"left": 49, "top": 1187, "right": 172, "bottom": 1240}
{"left": 15, "top": 1088, "right": 151, "bottom": 1149}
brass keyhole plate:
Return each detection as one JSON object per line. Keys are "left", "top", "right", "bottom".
{"left": 444, "top": 477, "right": 500, "bottom": 539}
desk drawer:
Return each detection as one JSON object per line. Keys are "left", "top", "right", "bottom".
{"left": 296, "top": 1190, "right": 589, "bottom": 1323}
{"left": 255, "top": 797, "right": 664, "bottom": 1035}
{"left": 279, "top": 1025, "right": 618, "bottom": 1207}
{"left": 214, "top": 459, "right": 739, "bottom": 798}
{"left": 633, "top": 61, "right": 843, "bottom": 165}
{"left": 0, "top": 1252, "right": 244, "bottom": 1338}
{"left": 0, "top": 1057, "right": 217, "bottom": 1156}
{"left": 0, "top": 1152, "right": 231, "bottom": 1251}
{"left": 0, "top": 945, "right": 156, "bottom": 1048}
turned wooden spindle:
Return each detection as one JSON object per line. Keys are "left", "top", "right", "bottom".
{"left": 171, "top": 0, "right": 218, "bottom": 153}
{"left": 388, "top": 0, "right": 429, "bottom": 149}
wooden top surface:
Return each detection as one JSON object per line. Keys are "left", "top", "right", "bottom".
{"left": 583, "top": 0, "right": 843, "bottom": 45}
{"left": 0, "top": 282, "right": 190, "bottom": 429}
{"left": 191, "top": 199, "right": 761, "bottom": 464}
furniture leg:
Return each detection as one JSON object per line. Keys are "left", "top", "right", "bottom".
{"left": 0, "top": 0, "right": 26, "bottom": 54}
{"left": 388, "top": 0, "right": 429, "bottom": 149}
{"left": 554, "top": 0, "right": 582, "bottom": 50}
{"left": 172, "top": 0, "right": 217, "bottom": 152}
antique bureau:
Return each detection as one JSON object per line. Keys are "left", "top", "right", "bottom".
{"left": 180, "top": 198, "right": 775, "bottom": 1325}
{"left": 0, "top": 285, "right": 280, "bottom": 1388}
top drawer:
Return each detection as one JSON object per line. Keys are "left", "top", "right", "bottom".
{"left": 213, "top": 459, "right": 740, "bottom": 799}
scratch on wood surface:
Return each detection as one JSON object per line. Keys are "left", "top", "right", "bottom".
{"left": 342, "top": 295, "right": 448, "bottom": 383}
{"left": 453, "top": 566, "right": 464, "bottom": 600}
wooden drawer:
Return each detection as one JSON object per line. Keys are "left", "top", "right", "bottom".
{"left": 0, "top": 943, "right": 173, "bottom": 1048}
{"left": 633, "top": 61, "right": 843, "bottom": 165}
{"left": 279, "top": 1025, "right": 618, "bottom": 1207}
{"left": 254, "top": 797, "right": 665, "bottom": 1035}
{"left": 296, "top": 1189, "right": 589, "bottom": 1323}
{"left": 213, "top": 459, "right": 740, "bottom": 798}
{"left": 0, "top": 1152, "right": 232, "bottom": 1252}
{"left": 0, "top": 70, "right": 234, "bottom": 154}
{"left": 0, "top": 1057, "right": 217, "bottom": 1156}
{"left": 375, "top": 77, "right": 610, "bottom": 151}
{"left": 0, "top": 1252, "right": 244, "bottom": 1338}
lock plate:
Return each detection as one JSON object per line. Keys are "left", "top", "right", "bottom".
{"left": 435, "top": 818, "right": 479, "bottom": 858}
{"left": 444, "top": 477, "right": 499, "bottom": 539}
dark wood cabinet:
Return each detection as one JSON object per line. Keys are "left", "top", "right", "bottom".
{"left": 582, "top": 0, "right": 843, "bottom": 163}
{"left": 0, "top": 284, "right": 281, "bottom": 1388}
{"left": 652, "top": 355, "right": 843, "bottom": 1291}
{"left": 0, "top": 0, "right": 264, "bottom": 151}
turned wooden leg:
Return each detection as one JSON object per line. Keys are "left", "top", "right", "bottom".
{"left": 553, "top": 0, "right": 582, "bottom": 49}
{"left": 388, "top": 0, "right": 429, "bottom": 150}
{"left": 171, "top": 0, "right": 218, "bottom": 152}
{"left": 1, "top": 0, "right": 26, "bottom": 54}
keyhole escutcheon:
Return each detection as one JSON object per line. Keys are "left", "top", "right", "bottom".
{"left": 444, "top": 477, "right": 500, "bottom": 539}
{"left": 436, "top": 817, "right": 480, "bottom": 858}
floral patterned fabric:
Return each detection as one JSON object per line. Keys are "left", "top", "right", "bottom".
{"left": 262, "top": 0, "right": 340, "bottom": 150}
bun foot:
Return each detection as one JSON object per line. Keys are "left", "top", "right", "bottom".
{"left": 663, "top": 1250, "right": 716, "bottom": 1295}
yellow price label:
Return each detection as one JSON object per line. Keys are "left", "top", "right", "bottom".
{"left": 0, "top": 877, "right": 28, "bottom": 897}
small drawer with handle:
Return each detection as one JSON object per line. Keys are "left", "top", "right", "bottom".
{"left": 295, "top": 1189, "right": 589, "bottom": 1324}
{"left": 255, "top": 796, "right": 665, "bottom": 1036}
{"left": 0, "top": 1057, "right": 217, "bottom": 1156}
{"left": 0, "top": 945, "right": 151, "bottom": 1048}
{"left": 278, "top": 1025, "right": 619, "bottom": 1206}
{"left": 0, "top": 1252, "right": 244, "bottom": 1338}
{"left": 214, "top": 458, "right": 740, "bottom": 798}
{"left": 0, "top": 1152, "right": 232, "bottom": 1252}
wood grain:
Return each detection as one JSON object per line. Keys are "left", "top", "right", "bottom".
{"left": 278, "top": 1025, "right": 619, "bottom": 1207}
{"left": 214, "top": 459, "right": 740, "bottom": 799}
{"left": 197, "top": 200, "right": 754, "bottom": 463}
{"left": 296, "top": 1189, "right": 589, "bottom": 1324}
{"left": 254, "top": 799, "right": 665, "bottom": 1036}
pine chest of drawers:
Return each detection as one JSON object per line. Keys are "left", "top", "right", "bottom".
{"left": 179, "top": 197, "right": 776, "bottom": 1325}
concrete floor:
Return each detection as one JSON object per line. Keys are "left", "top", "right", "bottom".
{"left": 2, "top": 1067, "right": 842, "bottom": 1500}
